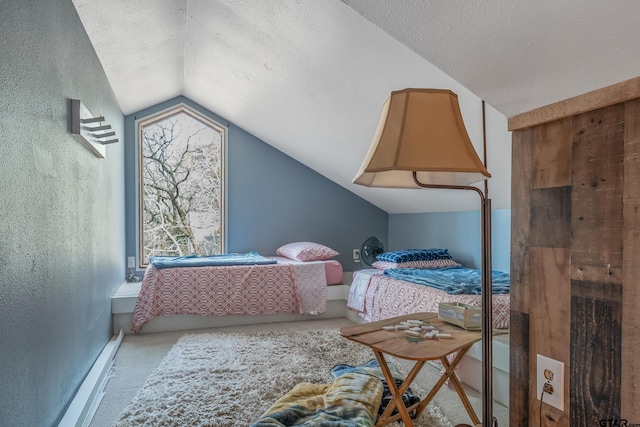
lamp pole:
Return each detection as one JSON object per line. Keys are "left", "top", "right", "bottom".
{"left": 481, "top": 195, "right": 494, "bottom": 427}
{"left": 412, "top": 175, "right": 494, "bottom": 427}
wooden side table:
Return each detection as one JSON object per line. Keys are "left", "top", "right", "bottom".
{"left": 339, "top": 312, "right": 482, "bottom": 426}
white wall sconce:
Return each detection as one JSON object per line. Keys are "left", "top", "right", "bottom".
{"left": 70, "top": 99, "right": 119, "bottom": 158}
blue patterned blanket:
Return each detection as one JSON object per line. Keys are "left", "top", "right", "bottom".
{"left": 376, "top": 248, "right": 452, "bottom": 263}
{"left": 384, "top": 266, "right": 510, "bottom": 295}
{"left": 149, "top": 251, "right": 277, "bottom": 269}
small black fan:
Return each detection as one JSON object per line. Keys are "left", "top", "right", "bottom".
{"left": 360, "top": 236, "right": 385, "bottom": 267}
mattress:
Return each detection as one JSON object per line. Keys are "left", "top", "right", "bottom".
{"left": 324, "top": 260, "right": 343, "bottom": 285}
{"left": 348, "top": 269, "right": 510, "bottom": 329}
{"left": 271, "top": 257, "right": 343, "bottom": 285}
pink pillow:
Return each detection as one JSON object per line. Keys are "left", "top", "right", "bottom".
{"left": 372, "top": 259, "right": 461, "bottom": 270}
{"left": 276, "top": 242, "right": 339, "bottom": 262}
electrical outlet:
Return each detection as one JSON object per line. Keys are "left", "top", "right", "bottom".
{"left": 352, "top": 249, "right": 360, "bottom": 262}
{"left": 537, "top": 354, "right": 565, "bottom": 411}
{"left": 127, "top": 256, "right": 136, "bottom": 269}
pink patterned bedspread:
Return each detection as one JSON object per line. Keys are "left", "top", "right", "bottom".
{"left": 131, "top": 258, "right": 327, "bottom": 333}
{"left": 348, "top": 269, "right": 510, "bottom": 330}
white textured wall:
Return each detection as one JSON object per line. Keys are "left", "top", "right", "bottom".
{"left": 0, "top": 1, "right": 125, "bottom": 425}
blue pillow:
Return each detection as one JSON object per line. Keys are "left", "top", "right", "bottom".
{"left": 376, "top": 248, "right": 452, "bottom": 263}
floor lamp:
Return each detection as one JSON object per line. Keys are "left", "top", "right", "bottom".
{"left": 353, "top": 88, "right": 495, "bottom": 427}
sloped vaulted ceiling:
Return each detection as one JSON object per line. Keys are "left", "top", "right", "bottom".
{"left": 72, "top": 0, "right": 640, "bottom": 213}
{"left": 346, "top": 0, "right": 640, "bottom": 118}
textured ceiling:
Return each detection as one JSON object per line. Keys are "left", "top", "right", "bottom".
{"left": 71, "top": 0, "right": 640, "bottom": 213}
{"left": 346, "top": 0, "right": 640, "bottom": 118}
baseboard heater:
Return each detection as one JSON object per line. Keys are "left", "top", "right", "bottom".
{"left": 58, "top": 329, "right": 124, "bottom": 427}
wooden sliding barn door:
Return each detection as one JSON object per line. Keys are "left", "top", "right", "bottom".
{"left": 509, "top": 90, "right": 640, "bottom": 427}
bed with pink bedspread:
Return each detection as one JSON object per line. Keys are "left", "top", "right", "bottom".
{"left": 348, "top": 269, "right": 510, "bottom": 330}
{"left": 131, "top": 256, "right": 343, "bottom": 333}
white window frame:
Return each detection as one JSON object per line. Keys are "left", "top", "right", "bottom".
{"left": 135, "top": 103, "right": 228, "bottom": 267}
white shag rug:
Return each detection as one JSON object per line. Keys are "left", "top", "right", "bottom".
{"left": 115, "top": 329, "right": 453, "bottom": 427}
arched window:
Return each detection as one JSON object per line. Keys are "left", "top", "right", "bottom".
{"left": 137, "top": 104, "right": 226, "bottom": 265}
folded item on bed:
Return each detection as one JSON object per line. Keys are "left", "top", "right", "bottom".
{"left": 372, "top": 259, "right": 460, "bottom": 270}
{"left": 376, "top": 248, "right": 453, "bottom": 263}
{"left": 348, "top": 269, "right": 382, "bottom": 312}
{"left": 148, "top": 251, "right": 277, "bottom": 269}
{"left": 383, "top": 266, "right": 510, "bottom": 295}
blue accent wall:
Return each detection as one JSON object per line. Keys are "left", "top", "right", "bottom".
{"left": 388, "top": 209, "right": 510, "bottom": 272}
{"left": 0, "top": 1, "right": 125, "bottom": 426}
{"left": 124, "top": 97, "right": 388, "bottom": 270}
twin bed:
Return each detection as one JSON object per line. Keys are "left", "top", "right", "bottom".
{"left": 347, "top": 248, "right": 510, "bottom": 330}
{"left": 129, "top": 244, "right": 510, "bottom": 333}
{"left": 347, "top": 268, "right": 510, "bottom": 330}
{"left": 130, "top": 247, "right": 343, "bottom": 333}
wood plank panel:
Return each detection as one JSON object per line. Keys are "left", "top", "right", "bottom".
{"left": 570, "top": 283, "right": 622, "bottom": 426}
{"left": 622, "top": 98, "right": 640, "bottom": 421}
{"left": 529, "top": 187, "right": 572, "bottom": 249}
{"left": 529, "top": 247, "right": 571, "bottom": 427}
{"left": 531, "top": 118, "right": 573, "bottom": 189}
{"left": 571, "top": 280, "right": 624, "bottom": 302}
{"left": 571, "top": 105, "right": 625, "bottom": 284}
{"left": 509, "top": 88, "right": 640, "bottom": 427}
{"left": 510, "top": 128, "right": 533, "bottom": 314}
{"left": 508, "top": 76, "right": 640, "bottom": 131}
{"left": 509, "top": 310, "right": 529, "bottom": 427}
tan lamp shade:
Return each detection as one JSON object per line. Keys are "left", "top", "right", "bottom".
{"left": 353, "top": 88, "right": 491, "bottom": 188}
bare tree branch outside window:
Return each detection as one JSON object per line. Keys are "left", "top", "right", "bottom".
{"left": 140, "top": 109, "right": 224, "bottom": 263}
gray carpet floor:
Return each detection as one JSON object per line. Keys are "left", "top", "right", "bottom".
{"left": 89, "top": 318, "right": 508, "bottom": 427}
